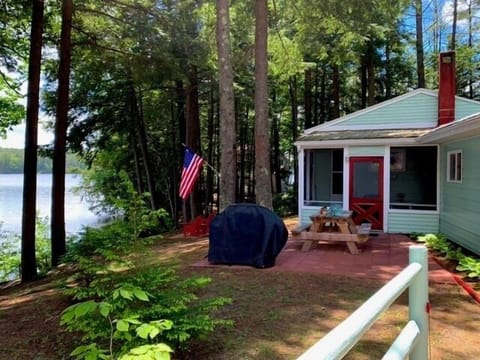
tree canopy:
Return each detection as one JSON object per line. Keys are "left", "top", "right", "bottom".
{"left": 2, "top": 0, "right": 479, "bottom": 224}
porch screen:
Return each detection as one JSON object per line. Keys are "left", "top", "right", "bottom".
{"left": 389, "top": 146, "right": 437, "bottom": 211}
{"left": 304, "top": 149, "right": 343, "bottom": 207}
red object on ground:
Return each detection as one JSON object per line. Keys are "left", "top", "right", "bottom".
{"left": 183, "top": 213, "right": 216, "bottom": 237}
{"left": 453, "top": 275, "right": 480, "bottom": 305}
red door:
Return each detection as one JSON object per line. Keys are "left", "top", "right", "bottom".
{"left": 349, "top": 157, "right": 384, "bottom": 230}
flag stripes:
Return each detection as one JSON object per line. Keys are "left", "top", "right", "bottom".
{"left": 179, "top": 147, "right": 204, "bottom": 199}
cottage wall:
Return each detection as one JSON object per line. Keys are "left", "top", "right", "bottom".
{"left": 440, "top": 136, "right": 480, "bottom": 255}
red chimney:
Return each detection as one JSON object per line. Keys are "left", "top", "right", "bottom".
{"left": 438, "top": 51, "right": 456, "bottom": 126}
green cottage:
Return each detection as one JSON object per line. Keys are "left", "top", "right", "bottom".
{"left": 295, "top": 51, "right": 480, "bottom": 256}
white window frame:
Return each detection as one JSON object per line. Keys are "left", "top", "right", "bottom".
{"left": 447, "top": 150, "right": 462, "bottom": 183}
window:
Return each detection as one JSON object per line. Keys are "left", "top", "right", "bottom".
{"left": 447, "top": 150, "right": 462, "bottom": 183}
{"left": 331, "top": 149, "right": 343, "bottom": 196}
{"left": 389, "top": 146, "right": 437, "bottom": 211}
{"left": 304, "top": 148, "right": 343, "bottom": 206}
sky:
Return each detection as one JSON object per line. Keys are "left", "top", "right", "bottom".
{"left": 0, "top": 122, "right": 53, "bottom": 149}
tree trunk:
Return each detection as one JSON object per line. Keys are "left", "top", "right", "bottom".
{"left": 415, "top": 0, "right": 426, "bottom": 88}
{"left": 186, "top": 67, "right": 201, "bottom": 217}
{"left": 271, "top": 102, "right": 281, "bottom": 194}
{"left": 360, "top": 63, "right": 367, "bottom": 109}
{"left": 254, "top": 0, "right": 272, "bottom": 209}
{"left": 21, "top": 0, "right": 44, "bottom": 282}
{"left": 238, "top": 105, "right": 249, "bottom": 201}
{"left": 206, "top": 76, "right": 216, "bottom": 211}
{"left": 467, "top": 0, "right": 473, "bottom": 98}
{"left": 367, "top": 43, "right": 375, "bottom": 106}
{"left": 332, "top": 64, "right": 340, "bottom": 119}
{"left": 51, "top": 0, "right": 73, "bottom": 267}
{"left": 216, "top": 0, "right": 236, "bottom": 211}
{"left": 175, "top": 80, "right": 186, "bottom": 220}
{"left": 304, "top": 68, "right": 313, "bottom": 129}
{"left": 385, "top": 42, "right": 392, "bottom": 98}
{"left": 451, "top": 0, "right": 457, "bottom": 50}
{"left": 289, "top": 76, "right": 298, "bottom": 197}
{"left": 129, "top": 82, "right": 157, "bottom": 210}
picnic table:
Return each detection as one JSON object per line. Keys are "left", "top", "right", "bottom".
{"left": 291, "top": 210, "right": 371, "bottom": 254}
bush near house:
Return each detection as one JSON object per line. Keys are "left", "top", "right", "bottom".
{"left": 412, "top": 233, "right": 480, "bottom": 280}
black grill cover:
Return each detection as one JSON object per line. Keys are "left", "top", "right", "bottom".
{"left": 208, "top": 203, "right": 288, "bottom": 268}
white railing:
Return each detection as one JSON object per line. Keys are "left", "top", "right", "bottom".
{"left": 297, "top": 245, "right": 429, "bottom": 360}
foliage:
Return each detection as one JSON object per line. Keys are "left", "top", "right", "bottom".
{"left": 0, "top": 216, "right": 52, "bottom": 281}
{"left": 273, "top": 187, "right": 297, "bottom": 217}
{"left": 0, "top": 223, "right": 20, "bottom": 282}
{"left": 414, "top": 233, "right": 480, "bottom": 281}
{"left": 0, "top": 148, "right": 85, "bottom": 174}
{"left": 61, "top": 222, "right": 232, "bottom": 359}
{"left": 62, "top": 265, "right": 231, "bottom": 359}
{"left": 79, "top": 169, "right": 172, "bottom": 235}
{"left": 61, "top": 175, "right": 232, "bottom": 358}
{"left": 456, "top": 256, "right": 480, "bottom": 279}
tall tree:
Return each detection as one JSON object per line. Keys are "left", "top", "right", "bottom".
{"left": 21, "top": 0, "right": 44, "bottom": 282}
{"left": 415, "top": 0, "right": 425, "bottom": 88}
{"left": 51, "top": 0, "right": 73, "bottom": 267}
{"left": 254, "top": 0, "right": 272, "bottom": 209}
{"left": 216, "top": 0, "right": 236, "bottom": 211}
{"left": 450, "top": 0, "right": 458, "bottom": 50}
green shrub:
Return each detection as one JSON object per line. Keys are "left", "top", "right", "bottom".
{"left": 456, "top": 256, "right": 480, "bottom": 279}
{"left": 273, "top": 187, "right": 297, "bottom": 217}
{"left": 414, "top": 232, "right": 480, "bottom": 281}
{"left": 0, "top": 224, "right": 20, "bottom": 282}
{"left": 61, "top": 266, "right": 232, "bottom": 359}
{"left": 0, "top": 217, "right": 52, "bottom": 281}
{"left": 61, "top": 186, "right": 232, "bottom": 359}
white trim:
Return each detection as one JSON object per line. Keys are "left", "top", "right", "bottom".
{"left": 298, "top": 147, "right": 305, "bottom": 223}
{"left": 296, "top": 137, "right": 420, "bottom": 149}
{"left": 446, "top": 150, "right": 463, "bottom": 183}
{"left": 303, "top": 89, "right": 437, "bottom": 134}
{"left": 388, "top": 209, "right": 440, "bottom": 215}
{"left": 328, "top": 123, "right": 435, "bottom": 131}
{"left": 418, "top": 112, "right": 480, "bottom": 143}
{"left": 384, "top": 147, "right": 390, "bottom": 232}
{"left": 436, "top": 144, "right": 441, "bottom": 215}
{"left": 343, "top": 147, "right": 350, "bottom": 210}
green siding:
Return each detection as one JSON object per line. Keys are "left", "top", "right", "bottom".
{"left": 456, "top": 98, "right": 480, "bottom": 120}
{"left": 440, "top": 137, "right": 480, "bottom": 255}
{"left": 326, "top": 94, "right": 480, "bottom": 131}
{"left": 300, "top": 207, "right": 321, "bottom": 225}
{"left": 348, "top": 146, "right": 385, "bottom": 156}
{"left": 341, "top": 93, "right": 437, "bottom": 128}
{"left": 387, "top": 212, "right": 439, "bottom": 233}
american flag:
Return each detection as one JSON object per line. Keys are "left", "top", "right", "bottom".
{"left": 179, "top": 147, "right": 204, "bottom": 199}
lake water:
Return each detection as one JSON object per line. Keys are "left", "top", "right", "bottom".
{"left": 0, "top": 173, "right": 100, "bottom": 236}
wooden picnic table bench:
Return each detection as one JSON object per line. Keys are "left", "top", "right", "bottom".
{"left": 291, "top": 211, "right": 371, "bottom": 254}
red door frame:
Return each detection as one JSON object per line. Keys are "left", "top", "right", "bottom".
{"left": 349, "top": 157, "right": 384, "bottom": 230}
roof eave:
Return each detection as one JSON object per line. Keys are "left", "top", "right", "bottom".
{"left": 418, "top": 113, "right": 480, "bottom": 143}
{"left": 295, "top": 137, "right": 421, "bottom": 149}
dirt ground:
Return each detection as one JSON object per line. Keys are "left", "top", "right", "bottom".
{"left": 1, "top": 227, "right": 479, "bottom": 359}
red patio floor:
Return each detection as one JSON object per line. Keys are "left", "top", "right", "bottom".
{"left": 192, "top": 233, "right": 456, "bottom": 284}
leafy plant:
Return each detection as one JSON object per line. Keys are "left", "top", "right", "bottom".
{"left": 0, "top": 223, "right": 20, "bottom": 282}
{"left": 273, "top": 187, "right": 297, "bottom": 217}
{"left": 456, "top": 256, "right": 480, "bottom": 279}
{"left": 416, "top": 233, "right": 451, "bottom": 254}
{"left": 61, "top": 266, "right": 232, "bottom": 359}
{"left": 414, "top": 232, "right": 480, "bottom": 281}
{"left": 0, "top": 216, "right": 52, "bottom": 281}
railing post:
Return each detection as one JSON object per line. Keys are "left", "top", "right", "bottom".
{"left": 408, "top": 245, "right": 429, "bottom": 360}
